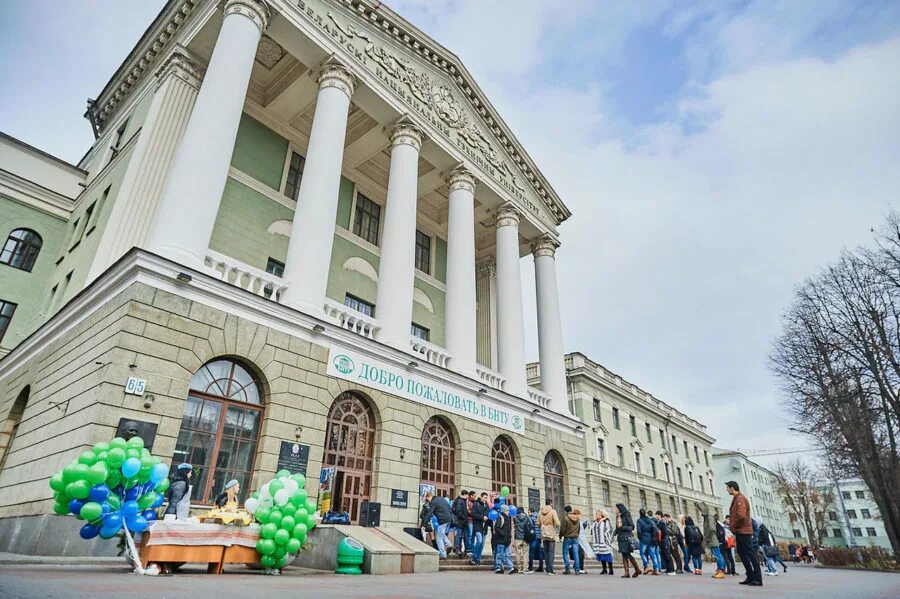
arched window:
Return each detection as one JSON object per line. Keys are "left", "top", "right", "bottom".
{"left": 544, "top": 451, "right": 565, "bottom": 515}
{"left": 171, "top": 359, "right": 263, "bottom": 503}
{"left": 420, "top": 418, "right": 455, "bottom": 499}
{"left": 323, "top": 393, "right": 375, "bottom": 523}
{"left": 491, "top": 436, "right": 517, "bottom": 506}
{"left": 1, "top": 229, "right": 43, "bottom": 272}
{"left": 0, "top": 386, "right": 29, "bottom": 472}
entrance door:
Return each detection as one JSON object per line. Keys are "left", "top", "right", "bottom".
{"left": 420, "top": 418, "right": 456, "bottom": 499}
{"left": 323, "top": 393, "right": 376, "bottom": 523}
{"left": 544, "top": 451, "right": 565, "bottom": 516}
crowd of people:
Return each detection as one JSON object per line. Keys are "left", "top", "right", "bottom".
{"left": 416, "top": 481, "right": 788, "bottom": 587}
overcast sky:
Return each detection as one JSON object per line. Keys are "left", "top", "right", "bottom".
{"left": 3, "top": 1, "right": 900, "bottom": 469}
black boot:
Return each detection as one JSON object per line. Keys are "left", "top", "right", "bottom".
{"left": 601, "top": 562, "right": 608, "bottom": 575}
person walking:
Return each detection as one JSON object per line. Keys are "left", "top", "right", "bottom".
{"left": 758, "top": 522, "right": 786, "bottom": 575}
{"left": 559, "top": 505, "right": 583, "bottom": 575}
{"left": 655, "top": 511, "right": 675, "bottom": 574}
{"left": 703, "top": 505, "right": 726, "bottom": 579}
{"left": 450, "top": 490, "right": 469, "bottom": 556}
{"left": 667, "top": 514, "right": 685, "bottom": 574}
{"left": 421, "top": 491, "right": 453, "bottom": 559}
{"left": 678, "top": 514, "right": 693, "bottom": 573}
{"left": 465, "top": 491, "right": 475, "bottom": 555}
{"left": 684, "top": 516, "right": 705, "bottom": 575}
{"left": 787, "top": 542, "right": 797, "bottom": 564}
{"left": 493, "top": 504, "right": 515, "bottom": 574}
{"left": 528, "top": 507, "right": 544, "bottom": 572}
{"left": 469, "top": 492, "right": 489, "bottom": 566}
{"left": 538, "top": 500, "right": 560, "bottom": 575}
{"left": 614, "top": 503, "right": 641, "bottom": 578}
{"left": 727, "top": 481, "right": 762, "bottom": 587}
{"left": 591, "top": 509, "right": 614, "bottom": 575}
{"left": 513, "top": 507, "right": 533, "bottom": 574}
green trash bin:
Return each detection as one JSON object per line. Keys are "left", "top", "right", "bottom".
{"left": 336, "top": 537, "right": 364, "bottom": 575}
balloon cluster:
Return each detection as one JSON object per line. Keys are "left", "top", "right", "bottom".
{"left": 48, "top": 437, "right": 169, "bottom": 540}
{"left": 487, "top": 485, "right": 517, "bottom": 521}
{"left": 244, "top": 470, "right": 317, "bottom": 569}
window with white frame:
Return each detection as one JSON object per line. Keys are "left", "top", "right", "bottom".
{"left": 352, "top": 193, "right": 381, "bottom": 246}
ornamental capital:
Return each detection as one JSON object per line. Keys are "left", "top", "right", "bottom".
{"left": 224, "top": 0, "right": 271, "bottom": 32}
{"left": 155, "top": 47, "right": 202, "bottom": 90}
{"left": 447, "top": 165, "right": 476, "bottom": 194}
{"left": 531, "top": 235, "right": 559, "bottom": 258}
{"left": 317, "top": 62, "right": 357, "bottom": 99}
{"left": 476, "top": 256, "right": 496, "bottom": 277}
{"left": 494, "top": 203, "right": 520, "bottom": 229}
{"left": 390, "top": 119, "right": 425, "bottom": 151}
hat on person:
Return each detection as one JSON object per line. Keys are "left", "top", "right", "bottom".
{"left": 725, "top": 480, "right": 740, "bottom": 491}
{"left": 177, "top": 463, "right": 193, "bottom": 471}
{"left": 500, "top": 504, "right": 509, "bottom": 513}
{"left": 564, "top": 504, "right": 573, "bottom": 513}
{"left": 225, "top": 479, "right": 239, "bottom": 490}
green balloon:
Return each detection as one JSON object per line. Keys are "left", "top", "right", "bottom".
{"left": 106, "top": 447, "right": 126, "bottom": 468}
{"left": 256, "top": 538, "right": 275, "bottom": 556}
{"left": 272, "top": 545, "right": 286, "bottom": 559}
{"left": 80, "top": 501, "right": 103, "bottom": 522}
{"left": 289, "top": 489, "right": 308, "bottom": 508}
{"left": 268, "top": 480, "right": 284, "bottom": 496}
{"left": 280, "top": 515, "right": 296, "bottom": 532}
{"left": 54, "top": 491, "right": 69, "bottom": 504}
{"left": 291, "top": 523, "right": 308, "bottom": 541}
{"left": 251, "top": 491, "right": 259, "bottom": 499}
{"left": 92, "top": 441, "right": 110, "bottom": 454}
{"left": 293, "top": 508, "right": 309, "bottom": 523}
{"left": 72, "top": 463, "right": 90, "bottom": 481}
{"left": 138, "top": 492, "right": 157, "bottom": 510}
{"left": 304, "top": 499, "right": 316, "bottom": 514}
{"left": 140, "top": 455, "right": 154, "bottom": 469}
{"left": 66, "top": 480, "right": 90, "bottom": 500}
{"left": 52, "top": 501, "right": 69, "bottom": 515}
{"left": 255, "top": 507, "right": 271, "bottom": 524}
{"left": 260, "top": 523, "right": 278, "bottom": 539}
{"left": 106, "top": 470, "right": 121, "bottom": 489}
{"left": 260, "top": 555, "right": 275, "bottom": 568}
{"left": 274, "top": 556, "right": 287, "bottom": 569}
{"left": 49, "top": 473, "right": 66, "bottom": 492}
{"left": 268, "top": 509, "right": 283, "bottom": 527}
{"left": 62, "top": 461, "right": 80, "bottom": 483}
{"left": 109, "top": 437, "right": 127, "bottom": 450}
{"left": 500, "top": 485, "right": 511, "bottom": 497}
{"left": 107, "top": 494, "right": 121, "bottom": 510}
{"left": 306, "top": 514, "right": 317, "bottom": 529}
{"left": 274, "top": 528, "right": 290, "bottom": 546}
{"left": 154, "top": 478, "right": 170, "bottom": 494}
{"left": 138, "top": 467, "right": 152, "bottom": 483}
{"left": 286, "top": 537, "right": 301, "bottom": 554}
{"left": 78, "top": 451, "right": 97, "bottom": 466}
{"left": 291, "top": 473, "right": 306, "bottom": 488}
{"left": 124, "top": 478, "right": 138, "bottom": 489}
{"left": 96, "top": 451, "right": 108, "bottom": 462}
{"left": 87, "top": 462, "right": 108, "bottom": 485}
{"left": 126, "top": 448, "right": 141, "bottom": 459}
{"left": 126, "top": 436, "right": 144, "bottom": 450}
{"left": 276, "top": 469, "right": 291, "bottom": 479}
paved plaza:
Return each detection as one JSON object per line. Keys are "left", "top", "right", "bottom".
{"left": 1, "top": 562, "right": 898, "bottom": 599}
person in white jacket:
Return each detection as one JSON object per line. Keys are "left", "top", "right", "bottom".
{"left": 591, "top": 510, "right": 615, "bottom": 575}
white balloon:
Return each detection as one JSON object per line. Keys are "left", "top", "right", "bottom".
{"left": 260, "top": 495, "right": 274, "bottom": 509}
{"left": 283, "top": 478, "right": 299, "bottom": 494}
{"left": 274, "top": 488, "right": 290, "bottom": 506}
{"left": 244, "top": 497, "right": 259, "bottom": 514}
{"left": 260, "top": 482, "right": 270, "bottom": 498}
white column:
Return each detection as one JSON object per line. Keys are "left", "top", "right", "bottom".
{"left": 533, "top": 236, "right": 568, "bottom": 413}
{"left": 494, "top": 204, "right": 527, "bottom": 395}
{"left": 375, "top": 120, "right": 425, "bottom": 348}
{"left": 280, "top": 63, "right": 357, "bottom": 312}
{"left": 146, "top": 0, "right": 269, "bottom": 268}
{"left": 476, "top": 258, "right": 498, "bottom": 369}
{"left": 444, "top": 166, "right": 478, "bottom": 374}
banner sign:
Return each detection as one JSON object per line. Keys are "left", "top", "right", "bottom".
{"left": 277, "top": 441, "right": 310, "bottom": 475}
{"left": 326, "top": 347, "right": 526, "bottom": 435}
{"left": 318, "top": 466, "right": 336, "bottom": 514}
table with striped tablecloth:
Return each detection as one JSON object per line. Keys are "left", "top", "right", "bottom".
{"left": 140, "top": 521, "right": 260, "bottom": 573}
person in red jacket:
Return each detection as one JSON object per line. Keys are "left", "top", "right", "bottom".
{"left": 726, "top": 481, "right": 762, "bottom": 587}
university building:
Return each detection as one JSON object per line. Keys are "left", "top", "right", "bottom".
{"left": 0, "top": 0, "right": 719, "bottom": 558}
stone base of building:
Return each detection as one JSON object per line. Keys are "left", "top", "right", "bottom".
{"left": 0, "top": 514, "right": 121, "bottom": 557}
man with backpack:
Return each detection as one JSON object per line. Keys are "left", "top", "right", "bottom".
{"left": 528, "top": 507, "right": 544, "bottom": 572}
{"left": 450, "top": 489, "right": 470, "bottom": 555}
{"left": 513, "top": 507, "right": 534, "bottom": 573}
{"left": 493, "top": 504, "right": 516, "bottom": 574}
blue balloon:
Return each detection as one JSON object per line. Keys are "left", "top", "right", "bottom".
{"left": 509, "top": 505, "right": 518, "bottom": 517}
{"left": 488, "top": 509, "right": 499, "bottom": 522}
{"left": 99, "top": 525, "right": 120, "bottom": 539}
{"left": 150, "top": 463, "right": 169, "bottom": 485}
{"left": 122, "top": 500, "right": 139, "bottom": 518}
{"left": 125, "top": 486, "right": 140, "bottom": 501}
{"left": 101, "top": 503, "right": 111, "bottom": 515}
{"left": 126, "top": 514, "right": 148, "bottom": 532}
{"left": 121, "top": 457, "right": 141, "bottom": 478}
{"left": 497, "top": 496, "right": 506, "bottom": 505}
{"left": 151, "top": 494, "right": 164, "bottom": 509}
{"left": 89, "top": 484, "right": 110, "bottom": 503}
{"left": 103, "top": 511, "right": 122, "bottom": 529}
{"left": 142, "top": 509, "right": 157, "bottom": 522}
{"left": 79, "top": 523, "right": 100, "bottom": 539}
{"left": 68, "top": 499, "right": 85, "bottom": 516}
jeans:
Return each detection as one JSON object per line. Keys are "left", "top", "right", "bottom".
{"left": 765, "top": 554, "right": 776, "bottom": 573}
{"left": 452, "top": 525, "right": 466, "bottom": 552}
{"left": 562, "top": 538, "right": 581, "bottom": 572}
{"left": 650, "top": 545, "right": 662, "bottom": 570}
{"left": 736, "top": 533, "right": 762, "bottom": 583}
{"left": 682, "top": 543, "right": 692, "bottom": 572}
{"left": 711, "top": 545, "right": 726, "bottom": 571}
{"left": 692, "top": 555, "right": 703, "bottom": 570}
{"left": 466, "top": 522, "right": 473, "bottom": 552}
{"left": 639, "top": 541, "right": 651, "bottom": 568}
{"left": 529, "top": 539, "right": 544, "bottom": 570}
{"left": 435, "top": 523, "right": 451, "bottom": 558}
{"left": 471, "top": 531, "right": 485, "bottom": 563}
{"left": 494, "top": 543, "right": 513, "bottom": 572}
{"left": 722, "top": 544, "right": 736, "bottom": 574}
{"left": 542, "top": 539, "right": 556, "bottom": 573}
{"left": 639, "top": 542, "right": 660, "bottom": 570}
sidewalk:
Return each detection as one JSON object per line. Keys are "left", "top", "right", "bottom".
{"left": 0, "top": 552, "right": 125, "bottom": 567}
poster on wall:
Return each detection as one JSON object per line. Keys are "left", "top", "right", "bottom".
{"left": 527, "top": 488, "right": 541, "bottom": 512}
{"left": 318, "top": 467, "right": 336, "bottom": 514}
{"left": 419, "top": 483, "right": 435, "bottom": 503}
{"left": 277, "top": 441, "right": 310, "bottom": 475}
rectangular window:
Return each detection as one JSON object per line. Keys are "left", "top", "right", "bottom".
{"left": 855, "top": 491, "right": 865, "bottom": 500}
{"left": 842, "top": 491, "right": 851, "bottom": 500}
{"left": 672, "top": 435, "right": 678, "bottom": 453}
{"left": 793, "top": 529, "right": 802, "bottom": 538}
{"left": 263, "top": 258, "right": 285, "bottom": 299}
{"left": 709, "top": 477, "right": 713, "bottom": 493}
{"left": 704, "top": 450, "right": 710, "bottom": 466}
{"left": 82, "top": 202, "right": 96, "bottom": 238}
{"left": 639, "top": 490, "right": 647, "bottom": 508}
{"left": 616, "top": 445, "right": 624, "bottom": 467}
{"left": 655, "top": 493, "right": 662, "bottom": 512}
{"left": 828, "top": 511, "right": 837, "bottom": 521}
{"left": 0, "top": 300, "right": 17, "bottom": 342}
{"left": 284, "top": 151, "right": 306, "bottom": 200}
{"left": 861, "top": 509, "right": 871, "bottom": 519}
{"left": 694, "top": 446, "right": 700, "bottom": 462}
{"left": 414, "top": 229, "right": 431, "bottom": 274}
{"left": 344, "top": 294, "right": 374, "bottom": 317}
{"left": 592, "top": 399, "right": 602, "bottom": 422}
{"left": 670, "top": 497, "right": 677, "bottom": 516}
{"left": 411, "top": 323, "right": 430, "bottom": 341}
{"left": 602, "top": 481, "right": 610, "bottom": 505}
{"left": 665, "top": 463, "right": 671, "bottom": 483}
{"left": 677, "top": 467, "right": 683, "bottom": 487}
{"left": 352, "top": 193, "right": 381, "bottom": 246}
{"left": 699, "top": 477, "right": 705, "bottom": 493}
{"left": 650, "top": 457, "right": 657, "bottom": 478}
{"left": 108, "top": 118, "right": 129, "bottom": 164}
{"left": 822, "top": 529, "right": 828, "bottom": 537}
{"left": 622, "top": 485, "right": 630, "bottom": 506}
{"left": 612, "top": 407, "right": 620, "bottom": 430}
{"left": 659, "top": 428, "right": 666, "bottom": 448}
{"left": 688, "top": 471, "right": 694, "bottom": 489}
{"left": 68, "top": 217, "right": 81, "bottom": 251}
{"left": 645, "top": 422, "right": 652, "bottom": 443}
{"left": 683, "top": 440, "right": 689, "bottom": 456}
{"left": 847, "top": 510, "right": 857, "bottom": 519}
{"left": 833, "top": 528, "right": 842, "bottom": 538}
{"left": 629, "top": 415, "right": 637, "bottom": 437}
{"left": 852, "top": 527, "right": 862, "bottom": 537}
{"left": 596, "top": 439, "right": 605, "bottom": 462}
{"left": 867, "top": 527, "right": 877, "bottom": 537}
{"left": 634, "top": 452, "right": 641, "bottom": 473}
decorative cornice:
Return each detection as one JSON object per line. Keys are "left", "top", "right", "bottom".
{"left": 316, "top": 62, "right": 357, "bottom": 99}
{"left": 476, "top": 256, "right": 496, "bottom": 278}
{"left": 531, "top": 235, "right": 559, "bottom": 258}
{"left": 224, "top": 0, "right": 271, "bottom": 32}
{"left": 494, "top": 204, "right": 520, "bottom": 229}
{"left": 447, "top": 165, "right": 476, "bottom": 194}
{"left": 155, "top": 47, "right": 202, "bottom": 90}
{"left": 390, "top": 120, "right": 425, "bottom": 151}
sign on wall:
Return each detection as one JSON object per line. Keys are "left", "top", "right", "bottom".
{"left": 124, "top": 377, "right": 146, "bottom": 395}
{"left": 318, "top": 467, "right": 336, "bottom": 514}
{"left": 326, "top": 347, "right": 527, "bottom": 435}
{"left": 527, "top": 488, "right": 541, "bottom": 513}
{"left": 391, "top": 489, "right": 409, "bottom": 509}
{"left": 115, "top": 418, "right": 158, "bottom": 451}
{"left": 277, "top": 441, "right": 310, "bottom": 475}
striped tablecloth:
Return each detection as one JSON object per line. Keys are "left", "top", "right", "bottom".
{"left": 144, "top": 521, "right": 260, "bottom": 548}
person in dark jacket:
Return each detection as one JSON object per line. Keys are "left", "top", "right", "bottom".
{"left": 656, "top": 511, "right": 675, "bottom": 574}
{"left": 450, "top": 490, "right": 469, "bottom": 555}
{"left": 528, "top": 507, "right": 544, "bottom": 572}
{"left": 684, "top": 516, "right": 705, "bottom": 574}
{"left": 559, "top": 505, "right": 582, "bottom": 575}
{"left": 422, "top": 492, "right": 453, "bottom": 558}
{"left": 492, "top": 504, "right": 515, "bottom": 573}
{"left": 164, "top": 463, "right": 192, "bottom": 520}
{"left": 614, "top": 503, "right": 641, "bottom": 579}
{"left": 666, "top": 514, "right": 685, "bottom": 573}
{"left": 469, "top": 492, "right": 489, "bottom": 565}
{"left": 513, "top": 508, "right": 532, "bottom": 573}
{"left": 636, "top": 508, "right": 659, "bottom": 574}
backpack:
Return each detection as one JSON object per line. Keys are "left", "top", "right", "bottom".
{"left": 687, "top": 526, "right": 702, "bottom": 545}
{"left": 523, "top": 517, "right": 536, "bottom": 542}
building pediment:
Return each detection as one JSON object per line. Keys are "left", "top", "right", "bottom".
{"left": 630, "top": 438, "right": 644, "bottom": 450}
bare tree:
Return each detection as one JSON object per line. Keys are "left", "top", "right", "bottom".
{"left": 772, "top": 459, "right": 833, "bottom": 547}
